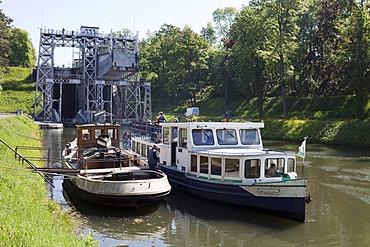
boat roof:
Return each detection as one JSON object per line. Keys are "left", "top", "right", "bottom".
{"left": 76, "top": 123, "right": 121, "bottom": 128}
{"left": 159, "top": 121, "right": 264, "bottom": 129}
{"left": 196, "top": 148, "right": 295, "bottom": 157}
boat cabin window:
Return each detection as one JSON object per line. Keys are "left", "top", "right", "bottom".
{"left": 172, "top": 127, "right": 178, "bottom": 142}
{"left": 179, "top": 128, "right": 187, "bottom": 148}
{"left": 200, "top": 155, "right": 209, "bottom": 174}
{"left": 216, "top": 129, "right": 238, "bottom": 145}
{"left": 225, "top": 158, "right": 239, "bottom": 177}
{"left": 107, "top": 128, "right": 117, "bottom": 139}
{"left": 244, "top": 159, "right": 261, "bottom": 178}
{"left": 162, "top": 127, "right": 170, "bottom": 145}
{"left": 288, "top": 158, "right": 295, "bottom": 172}
{"left": 240, "top": 129, "right": 260, "bottom": 145}
{"left": 95, "top": 129, "right": 102, "bottom": 138}
{"left": 82, "top": 129, "right": 91, "bottom": 140}
{"left": 265, "top": 158, "right": 285, "bottom": 177}
{"left": 211, "top": 157, "right": 222, "bottom": 175}
{"left": 192, "top": 129, "right": 214, "bottom": 146}
{"left": 191, "top": 154, "right": 197, "bottom": 172}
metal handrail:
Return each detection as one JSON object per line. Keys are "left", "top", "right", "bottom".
{"left": 0, "top": 139, "right": 54, "bottom": 187}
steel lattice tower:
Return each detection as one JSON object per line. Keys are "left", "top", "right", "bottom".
{"left": 34, "top": 26, "right": 151, "bottom": 124}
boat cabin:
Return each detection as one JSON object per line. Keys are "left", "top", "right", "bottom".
{"left": 77, "top": 124, "right": 121, "bottom": 149}
{"left": 151, "top": 122, "right": 297, "bottom": 184}
{"left": 75, "top": 124, "right": 129, "bottom": 169}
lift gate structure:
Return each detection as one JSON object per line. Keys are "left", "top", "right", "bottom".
{"left": 34, "top": 26, "right": 151, "bottom": 124}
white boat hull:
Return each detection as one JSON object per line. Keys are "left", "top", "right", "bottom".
{"left": 64, "top": 170, "right": 171, "bottom": 207}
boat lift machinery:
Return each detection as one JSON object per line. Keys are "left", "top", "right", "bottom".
{"left": 34, "top": 26, "right": 152, "bottom": 124}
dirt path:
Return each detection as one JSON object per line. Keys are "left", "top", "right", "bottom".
{"left": 0, "top": 113, "right": 16, "bottom": 120}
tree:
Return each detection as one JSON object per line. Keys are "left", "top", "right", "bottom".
{"left": 211, "top": 7, "right": 239, "bottom": 117}
{"left": 9, "top": 28, "right": 36, "bottom": 68}
{"left": 201, "top": 22, "right": 217, "bottom": 45}
{"left": 140, "top": 24, "right": 211, "bottom": 107}
{"left": 113, "top": 28, "right": 134, "bottom": 37}
{"left": 251, "top": 0, "right": 301, "bottom": 118}
{"left": 311, "top": 0, "right": 342, "bottom": 96}
{"left": 170, "top": 26, "right": 211, "bottom": 105}
{"left": 338, "top": 0, "right": 370, "bottom": 119}
{"left": 139, "top": 24, "right": 181, "bottom": 107}
{"left": 212, "top": 7, "right": 238, "bottom": 46}
{"left": 293, "top": 0, "right": 320, "bottom": 97}
{"left": 0, "top": 2, "right": 13, "bottom": 70}
{"left": 229, "top": 5, "right": 267, "bottom": 118}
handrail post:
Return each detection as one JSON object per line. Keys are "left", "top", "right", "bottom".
{"left": 0, "top": 139, "right": 54, "bottom": 188}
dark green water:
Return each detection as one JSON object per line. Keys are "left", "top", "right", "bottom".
{"left": 43, "top": 128, "right": 370, "bottom": 247}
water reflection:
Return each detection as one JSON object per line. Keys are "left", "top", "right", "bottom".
{"left": 163, "top": 190, "right": 305, "bottom": 247}
{"left": 41, "top": 129, "right": 370, "bottom": 247}
{"left": 63, "top": 186, "right": 168, "bottom": 246}
{"left": 42, "top": 128, "right": 64, "bottom": 202}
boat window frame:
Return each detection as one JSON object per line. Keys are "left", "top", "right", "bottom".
{"left": 288, "top": 158, "right": 295, "bottom": 173}
{"left": 216, "top": 128, "right": 238, "bottom": 145}
{"left": 95, "top": 129, "right": 102, "bottom": 139}
{"left": 264, "top": 158, "right": 285, "bottom": 177}
{"left": 162, "top": 127, "right": 170, "bottom": 145}
{"left": 224, "top": 158, "right": 240, "bottom": 178}
{"left": 199, "top": 155, "right": 209, "bottom": 175}
{"left": 179, "top": 128, "right": 187, "bottom": 148}
{"left": 107, "top": 128, "right": 117, "bottom": 139}
{"left": 192, "top": 129, "right": 214, "bottom": 146}
{"left": 244, "top": 159, "right": 261, "bottom": 179}
{"left": 190, "top": 154, "right": 197, "bottom": 172}
{"left": 210, "top": 156, "right": 222, "bottom": 176}
{"left": 172, "top": 127, "right": 178, "bottom": 142}
{"left": 81, "top": 129, "right": 91, "bottom": 140}
{"left": 239, "top": 129, "right": 260, "bottom": 145}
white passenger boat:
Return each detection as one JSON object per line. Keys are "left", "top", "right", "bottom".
{"left": 130, "top": 121, "right": 311, "bottom": 221}
{"left": 62, "top": 123, "right": 171, "bottom": 207}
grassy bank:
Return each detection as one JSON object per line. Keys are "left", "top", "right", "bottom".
{"left": 262, "top": 119, "right": 370, "bottom": 147}
{"left": 2, "top": 67, "right": 369, "bottom": 148}
{"left": 0, "top": 67, "right": 35, "bottom": 115}
{"left": 0, "top": 116, "right": 96, "bottom": 246}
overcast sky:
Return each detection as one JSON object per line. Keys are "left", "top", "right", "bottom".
{"left": 2, "top": 0, "right": 247, "bottom": 66}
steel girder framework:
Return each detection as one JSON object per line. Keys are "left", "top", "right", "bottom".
{"left": 34, "top": 27, "right": 151, "bottom": 123}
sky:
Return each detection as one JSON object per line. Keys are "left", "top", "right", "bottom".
{"left": 1, "top": 0, "right": 248, "bottom": 66}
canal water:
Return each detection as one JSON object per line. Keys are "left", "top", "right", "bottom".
{"left": 42, "top": 127, "right": 370, "bottom": 247}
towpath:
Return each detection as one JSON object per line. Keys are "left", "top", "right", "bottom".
{"left": 0, "top": 113, "right": 16, "bottom": 120}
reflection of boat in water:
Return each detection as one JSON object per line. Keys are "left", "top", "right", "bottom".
{"left": 131, "top": 121, "right": 310, "bottom": 222}
{"left": 163, "top": 190, "right": 304, "bottom": 247}
{"left": 62, "top": 123, "right": 171, "bottom": 208}
{"left": 166, "top": 189, "right": 298, "bottom": 227}
{"left": 62, "top": 183, "right": 170, "bottom": 246}
{"left": 62, "top": 182, "right": 161, "bottom": 217}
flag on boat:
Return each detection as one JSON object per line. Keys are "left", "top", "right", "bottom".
{"left": 297, "top": 138, "right": 307, "bottom": 159}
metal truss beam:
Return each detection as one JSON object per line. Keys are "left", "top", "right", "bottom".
{"left": 34, "top": 27, "right": 150, "bottom": 124}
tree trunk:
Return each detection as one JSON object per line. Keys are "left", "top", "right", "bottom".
{"left": 279, "top": 53, "right": 289, "bottom": 118}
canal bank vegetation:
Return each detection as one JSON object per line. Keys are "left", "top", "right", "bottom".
{"left": 162, "top": 94, "right": 370, "bottom": 147}
{"left": 0, "top": 116, "right": 97, "bottom": 246}
{"left": 0, "top": 67, "right": 35, "bottom": 114}
{"left": 2, "top": 67, "right": 370, "bottom": 147}
{"left": 1, "top": 0, "right": 370, "bottom": 149}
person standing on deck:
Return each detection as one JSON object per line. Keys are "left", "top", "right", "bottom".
{"left": 157, "top": 111, "right": 167, "bottom": 123}
{"left": 148, "top": 145, "right": 159, "bottom": 170}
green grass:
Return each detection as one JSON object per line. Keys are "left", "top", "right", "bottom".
{"left": 0, "top": 67, "right": 35, "bottom": 114}
{"left": 0, "top": 89, "right": 35, "bottom": 114}
{"left": 261, "top": 118, "right": 370, "bottom": 147}
{"left": 0, "top": 67, "right": 33, "bottom": 90}
{"left": 0, "top": 116, "right": 97, "bottom": 246}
